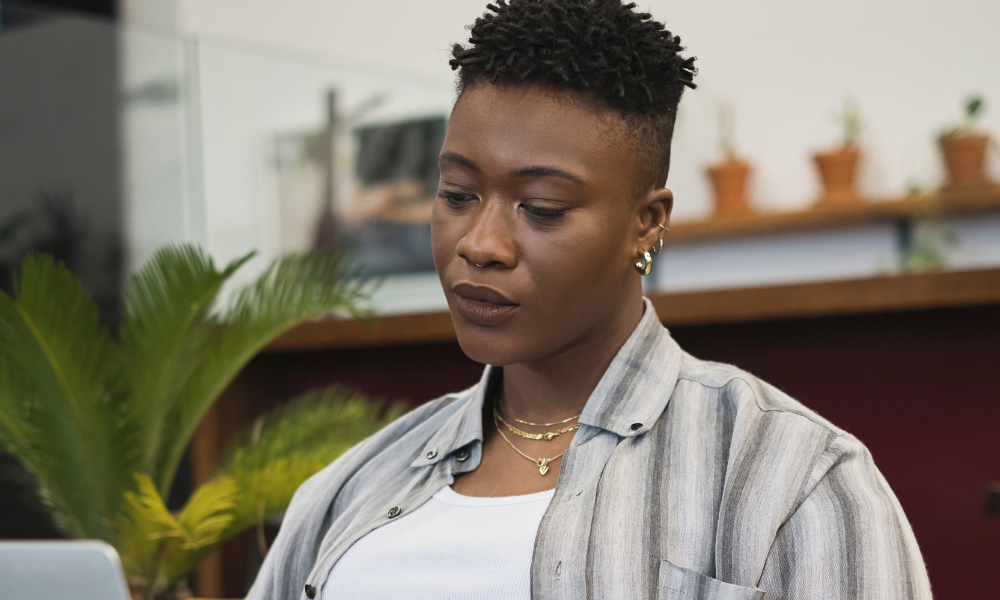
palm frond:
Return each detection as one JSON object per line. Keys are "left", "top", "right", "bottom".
{"left": 0, "top": 254, "right": 120, "bottom": 539}
{"left": 153, "top": 252, "right": 374, "bottom": 495}
{"left": 117, "top": 244, "right": 253, "bottom": 496}
{"left": 122, "top": 473, "right": 183, "bottom": 543}
{"left": 214, "top": 386, "right": 406, "bottom": 535}
{"left": 119, "top": 473, "right": 238, "bottom": 584}
{"left": 176, "top": 476, "right": 238, "bottom": 550}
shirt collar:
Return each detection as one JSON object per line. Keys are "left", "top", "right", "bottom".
{"left": 413, "top": 366, "right": 493, "bottom": 468}
{"left": 415, "top": 297, "right": 681, "bottom": 467}
{"left": 577, "top": 297, "right": 682, "bottom": 438}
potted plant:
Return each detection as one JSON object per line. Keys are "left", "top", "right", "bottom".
{"left": 813, "top": 99, "right": 863, "bottom": 206}
{"left": 938, "top": 95, "right": 996, "bottom": 193}
{"left": 0, "top": 245, "right": 401, "bottom": 599}
{"left": 898, "top": 213, "right": 957, "bottom": 273}
{"left": 706, "top": 103, "right": 753, "bottom": 218}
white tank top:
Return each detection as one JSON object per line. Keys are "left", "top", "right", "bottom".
{"left": 322, "top": 485, "right": 555, "bottom": 600}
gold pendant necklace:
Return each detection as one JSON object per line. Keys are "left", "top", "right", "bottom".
{"left": 493, "top": 412, "right": 566, "bottom": 476}
{"left": 494, "top": 406, "right": 581, "bottom": 440}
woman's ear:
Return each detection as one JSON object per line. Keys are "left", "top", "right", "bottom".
{"left": 636, "top": 187, "right": 673, "bottom": 253}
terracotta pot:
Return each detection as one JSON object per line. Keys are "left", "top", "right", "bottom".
{"left": 813, "top": 145, "right": 862, "bottom": 205}
{"left": 706, "top": 159, "right": 752, "bottom": 217}
{"left": 938, "top": 131, "right": 991, "bottom": 190}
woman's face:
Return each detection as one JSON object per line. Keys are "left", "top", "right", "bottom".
{"left": 432, "top": 84, "right": 670, "bottom": 366}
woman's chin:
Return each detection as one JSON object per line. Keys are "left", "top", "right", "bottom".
{"left": 454, "top": 329, "right": 521, "bottom": 367}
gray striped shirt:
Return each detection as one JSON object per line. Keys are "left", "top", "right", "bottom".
{"left": 248, "top": 299, "right": 932, "bottom": 600}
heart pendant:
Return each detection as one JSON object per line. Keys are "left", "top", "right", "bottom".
{"left": 539, "top": 463, "right": 549, "bottom": 475}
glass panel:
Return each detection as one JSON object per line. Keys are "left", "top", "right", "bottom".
{"left": 0, "top": 3, "right": 123, "bottom": 322}
{"left": 191, "top": 38, "right": 453, "bottom": 295}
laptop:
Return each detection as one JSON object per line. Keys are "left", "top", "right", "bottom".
{"left": 0, "top": 540, "right": 131, "bottom": 600}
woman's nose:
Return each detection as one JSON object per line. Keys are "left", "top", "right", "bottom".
{"left": 455, "top": 201, "right": 517, "bottom": 269}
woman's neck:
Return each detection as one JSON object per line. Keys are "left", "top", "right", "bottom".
{"left": 499, "top": 297, "right": 645, "bottom": 423}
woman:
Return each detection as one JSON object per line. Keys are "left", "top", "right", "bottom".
{"left": 249, "top": 1, "right": 932, "bottom": 598}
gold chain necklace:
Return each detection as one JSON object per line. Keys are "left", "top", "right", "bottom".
{"left": 493, "top": 411, "right": 566, "bottom": 476}
{"left": 494, "top": 406, "right": 581, "bottom": 440}
{"left": 509, "top": 412, "right": 579, "bottom": 427}
{"left": 498, "top": 396, "right": 581, "bottom": 427}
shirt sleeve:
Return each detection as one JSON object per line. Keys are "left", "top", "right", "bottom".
{"left": 756, "top": 434, "right": 932, "bottom": 600}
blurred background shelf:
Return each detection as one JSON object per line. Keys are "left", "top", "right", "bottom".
{"left": 666, "top": 186, "right": 1000, "bottom": 242}
{"left": 268, "top": 267, "right": 1000, "bottom": 351}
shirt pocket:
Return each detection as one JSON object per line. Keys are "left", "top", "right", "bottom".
{"left": 657, "top": 560, "right": 767, "bottom": 600}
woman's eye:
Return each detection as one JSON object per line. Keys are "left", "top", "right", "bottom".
{"left": 437, "top": 190, "right": 476, "bottom": 208}
{"left": 521, "top": 204, "right": 568, "bottom": 222}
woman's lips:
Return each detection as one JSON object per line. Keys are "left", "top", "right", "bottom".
{"left": 452, "top": 283, "right": 518, "bottom": 325}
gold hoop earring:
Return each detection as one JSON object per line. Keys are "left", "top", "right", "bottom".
{"left": 634, "top": 249, "right": 652, "bottom": 276}
{"left": 650, "top": 222, "right": 668, "bottom": 255}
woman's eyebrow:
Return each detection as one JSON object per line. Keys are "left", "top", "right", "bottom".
{"left": 510, "top": 165, "right": 584, "bottom": 184}
{"left": 440, "top": 151, "right": 481, "bottom": 172}
{"left": 440, "top": 151, "right": 584, "bottom": 184}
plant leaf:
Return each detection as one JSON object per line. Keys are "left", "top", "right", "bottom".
{"left": 0, "top": 254, "right": 120, "bottom": 539}
{"left": 160, "top": 476, "right": 239, "bottom": 580}
{"left": 215, "top": 386, "right": 405, "bottom": 535}
{"left": 176, "top": 476, "right": 238, "bottom": 550}
{"left": 118, "top": 472, "right": 238, "bottom": 583}
{"left": 153, "top": 252, "right": 373, "bottom": 495}
{"left": 118, "top": 244, "right": 253, "bottom": 497}
{"left": 966, "top": 96, "right": 983, "bottom": 119}
{"left": 122, "top": 473, "right": 183, "bottom": 541}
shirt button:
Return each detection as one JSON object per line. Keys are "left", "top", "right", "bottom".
{"left": 426, "top": 450, "right": 438, "bottom": 459}
{"left": 455, "top": 449, "right": 470, "bottom": 462}
{"left": 304, "top": 584, "right": 316, "bottom": 598}
{"left": 630, "top": 422, "right": 642, "bottom": 431}
{"left": 387, "top": 506, "right": 402, "bottom": 518}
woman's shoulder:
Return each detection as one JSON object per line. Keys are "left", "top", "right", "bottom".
{"left": 666, "top": 351, "right": 894, "bottom": 533}
{"left": 674, "top": 349, "right": 849, "bottom": 440}
{"left": 667, "top": 349, "right": 880, "bottom": 486}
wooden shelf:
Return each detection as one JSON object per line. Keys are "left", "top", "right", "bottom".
{"left": 648, "top": 267, "right": 1000, "bottom": 326}
{"left": 666, "top": 186, "right": 1000, "bottom": 242}
{"left": 270, "top": 310, "right": 457, "bottom": 352}
{"left": 267, "top": 267, "right": 1000, "bottom": 352}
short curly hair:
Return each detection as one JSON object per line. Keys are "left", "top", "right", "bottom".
{"left": 450, "top": 0, "right": 696, "bottom": 190}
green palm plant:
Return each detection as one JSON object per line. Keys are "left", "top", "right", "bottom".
{"left": 0, "top": 244, "right": 401, "bottom": 598}
{"left": 119, "top": 387, "right": 405, "bottom": 597}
